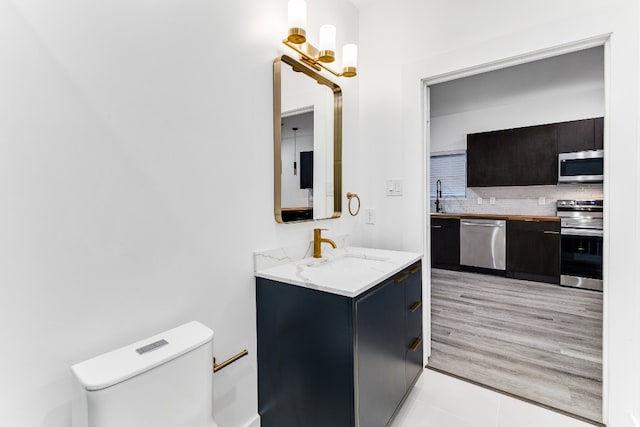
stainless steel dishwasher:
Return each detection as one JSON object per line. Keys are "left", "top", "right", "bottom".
{"left": 460, "top": 219, "right": 507, "bottom": 271}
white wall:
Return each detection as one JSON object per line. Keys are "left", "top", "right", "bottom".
{"left": 357, "top": 1, "right": 639, "bottom": 426}
{"left": 430, "top": 46, "right": 604, "bottom": 152}
{"left": 281, "top": 132, "right": 314, "bottom": 208}
{"left": 0, "top": 0, "right": 358, "bottom": 426}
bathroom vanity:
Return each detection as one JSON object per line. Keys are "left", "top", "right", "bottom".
{"left": 255, "top": 248, "right": 423, "bottom": 427}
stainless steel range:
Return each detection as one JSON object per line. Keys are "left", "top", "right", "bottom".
{"left": 556, "top": 199, "right": 603, "bottom": 291}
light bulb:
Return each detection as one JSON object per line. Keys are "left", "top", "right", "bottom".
{"left": 342, "top": 44, "right": 358, "bottom": 77}
{"left": 287, "top": 0, "right": 307, "bottom": 44}
{"left": 318, "top": 25, "right": 336, "bottom": 63}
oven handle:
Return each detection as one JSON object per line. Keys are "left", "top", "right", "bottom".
{"left": 561, "top": 228, "right": 603, "bottom": 237}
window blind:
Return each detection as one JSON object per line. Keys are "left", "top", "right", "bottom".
{"left": 430, "top": 152, "right": 466, "bottom": 198}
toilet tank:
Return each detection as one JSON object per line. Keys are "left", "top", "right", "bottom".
{"left": 71, "top": 321, "right": 215, "bottom": 427}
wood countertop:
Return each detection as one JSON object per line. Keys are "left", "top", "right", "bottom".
{"left": 431, "top": 213, "right": 560, "bottom": 222}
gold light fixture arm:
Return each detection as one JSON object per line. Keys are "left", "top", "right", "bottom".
{"left": 282, "top": 39, "right": 357, "bottom": 78}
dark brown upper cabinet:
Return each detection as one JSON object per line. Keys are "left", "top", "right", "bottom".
{"left": 467, "top": 117, "right": 604, "bottom": 187}
{"left": 467, "top": 123, "right": 558, "bottom": 187}
{"left": 557, "top": 117, "right": 604, "bottom": 153}
{"left": 594, "top": 117, "right": 604, "bottom": 150}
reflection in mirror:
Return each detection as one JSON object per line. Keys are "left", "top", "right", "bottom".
{"left": 281, "top": 110, "right": 314, "bottom": 220}
{"left": 274, "top": 55, "right": 342, "bottom": 223}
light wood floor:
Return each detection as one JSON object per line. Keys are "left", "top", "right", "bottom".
{"left": 428, "top": 268, "right": 603, "bottom": 423}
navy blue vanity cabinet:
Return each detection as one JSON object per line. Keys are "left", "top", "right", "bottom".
{"left": 256, "top": 260, "right": 423, "bottom": 427}
{"left": 403, "top": 263, "right": 423, "bottom": 389}
{"left": 356, "top": 275, "right": 406, "bottom": 427}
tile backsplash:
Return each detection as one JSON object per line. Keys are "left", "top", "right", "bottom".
{"left": 431, "top": 184, "right": 603, "bottom": 216}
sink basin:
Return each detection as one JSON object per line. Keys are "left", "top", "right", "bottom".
{"left": 305, "top": 254, "right": 389, "bottom": 269}
{"left": 299, "top": 254, "right": 393, "bottom": 292}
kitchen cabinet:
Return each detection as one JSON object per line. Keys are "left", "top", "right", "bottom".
{"left": 431, "top": 218, "right": 460, "bottom": 270}
{"left": 281, "top": 207, "right": 313, "bottom": 221}
{"left": 507, "top": 219, "right": 560, "bottom": 284}
{"left": 594, "top": 117, "right": 604, "bottom": 150}
{"left": 256, "top": 261, "right": 423, "bottom": 427}
{"left": 557, "top": 118, "right": 604, "bottom": 153}
{"left": 467, "top": 124, "right": 557, "bottom": 187}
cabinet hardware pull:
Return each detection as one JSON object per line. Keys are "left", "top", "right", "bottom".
{"left": 431, "top": 225, "right": 442, "bottom": 229}
{"left": 543, "top": 230, "right": 559, "bottom": 234}
{"left": 409, "top": 337, "right": 422, "bottom": 352}
{"left": 409, "top": 265, "right": 422, "bottom": 274}
{"left": 409, "top": 301, "right": 422, "bottom": 312}
{"left": 395, "top": 273, "right": 410, "bottom": 283}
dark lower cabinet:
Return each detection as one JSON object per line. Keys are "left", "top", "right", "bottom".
{"left": 507, "top": 220, "right": 560, "bottom": 284}
{"left": 281, "top": 208, "right": 313, "bottom": 222}
{"left": 431, "top": 218, "right": 460, "bottom": 270}
{"left": 256, "top": 261, "right": 423, "bottom": 427}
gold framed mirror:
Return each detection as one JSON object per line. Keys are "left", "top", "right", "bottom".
{"left": 273, "top": 55, "right": 342, "bottom": 223}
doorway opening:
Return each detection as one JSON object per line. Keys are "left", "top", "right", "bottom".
{"left": 424, "top": 43, "right": 607, "bottom": 425}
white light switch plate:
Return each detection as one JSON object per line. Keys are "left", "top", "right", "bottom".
{"left": 385, "top": 179, "right": 403, "bottom": 196}
{"left": 490, "top": 197, "right": 496, "bottom": 205}
{"left": 365, "top": 209, "right": 376, "bottom": 224}
{"left": 538, "top": 197, "right": 546, "bottom": 205}
{"left": 477, "top": 197, "right": 483, "bottom": 205}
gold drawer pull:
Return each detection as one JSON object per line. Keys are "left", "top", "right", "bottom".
{"left": 409, "top": 301, "right": 422, "bottom": 312}
{"left": 409, "top": 337, "right": 422, "bottom": 352}
{"left": 395, "top": 272, "right": 409, "bottom": 283}
{"left": 409, "top": 265, "right": 421, "bottom": 274}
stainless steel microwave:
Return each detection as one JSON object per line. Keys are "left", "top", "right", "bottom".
{"left": 558, "top": 149, "right": 604, "bottom": 183}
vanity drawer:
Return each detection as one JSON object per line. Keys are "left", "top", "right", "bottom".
{"left": 401, "top": 261, "right": 423, "bottom": 388}
{"left": 405, "top": 334, "right": 423, "bottom": 387}
{"left": 403, "top": 262, "right": 423, "bottom": 340}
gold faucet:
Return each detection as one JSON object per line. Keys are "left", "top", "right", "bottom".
{"left": 313, "top": 228, "right": 337, "bottom": 258}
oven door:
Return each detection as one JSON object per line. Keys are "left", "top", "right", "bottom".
{"left": 560, "top": 228, "right": 603, "bottom": 291}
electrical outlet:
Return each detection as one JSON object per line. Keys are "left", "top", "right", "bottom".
{"left": 538, "top": 197, "right": 546, "bottom": 205}
{"left": 365, "top": 209, "right": 376, "bottom": 224}
{"left": 490, "top": 197, "right": 496, "bottom": 205}
{"left": 477, "top": 197, "right": 483, "bottom": 205}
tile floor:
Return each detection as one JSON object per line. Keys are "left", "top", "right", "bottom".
{"left": 391, "top": 369, "right": 595, "bottom": 427}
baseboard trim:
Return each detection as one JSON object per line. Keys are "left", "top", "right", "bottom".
{"left": 242, "top": 414, "right": 260, "bottom": 427}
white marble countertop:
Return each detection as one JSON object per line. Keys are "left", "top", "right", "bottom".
{"left": 255, "top": 246, "right": 422, "bottom": 297}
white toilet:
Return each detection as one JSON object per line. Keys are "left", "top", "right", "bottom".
{"left": 71, "top": 321, "right": 218, "bottom": 427}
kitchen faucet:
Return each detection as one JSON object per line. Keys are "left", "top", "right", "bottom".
{"left": 435, "top": 179, "right": 443, "bottom": 213}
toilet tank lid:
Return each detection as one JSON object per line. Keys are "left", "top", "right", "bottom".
{"left": 71, "top": 321, "right": 213, "bottom": 391}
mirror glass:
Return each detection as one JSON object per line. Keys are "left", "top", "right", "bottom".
{"left": 274, "top": 55, "right": 342, "bottom": 223}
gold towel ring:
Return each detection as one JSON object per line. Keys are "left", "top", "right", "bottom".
{"left": 347, "top": 192, "right": 361, "bottom": 216}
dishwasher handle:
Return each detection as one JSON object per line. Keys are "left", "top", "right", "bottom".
{"left": 461, "top": 221, "right": 505, "bottom": 227}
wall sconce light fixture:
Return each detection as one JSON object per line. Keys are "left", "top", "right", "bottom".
{"left": 284, "top": 0, "right": 358, "bottom": 78}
